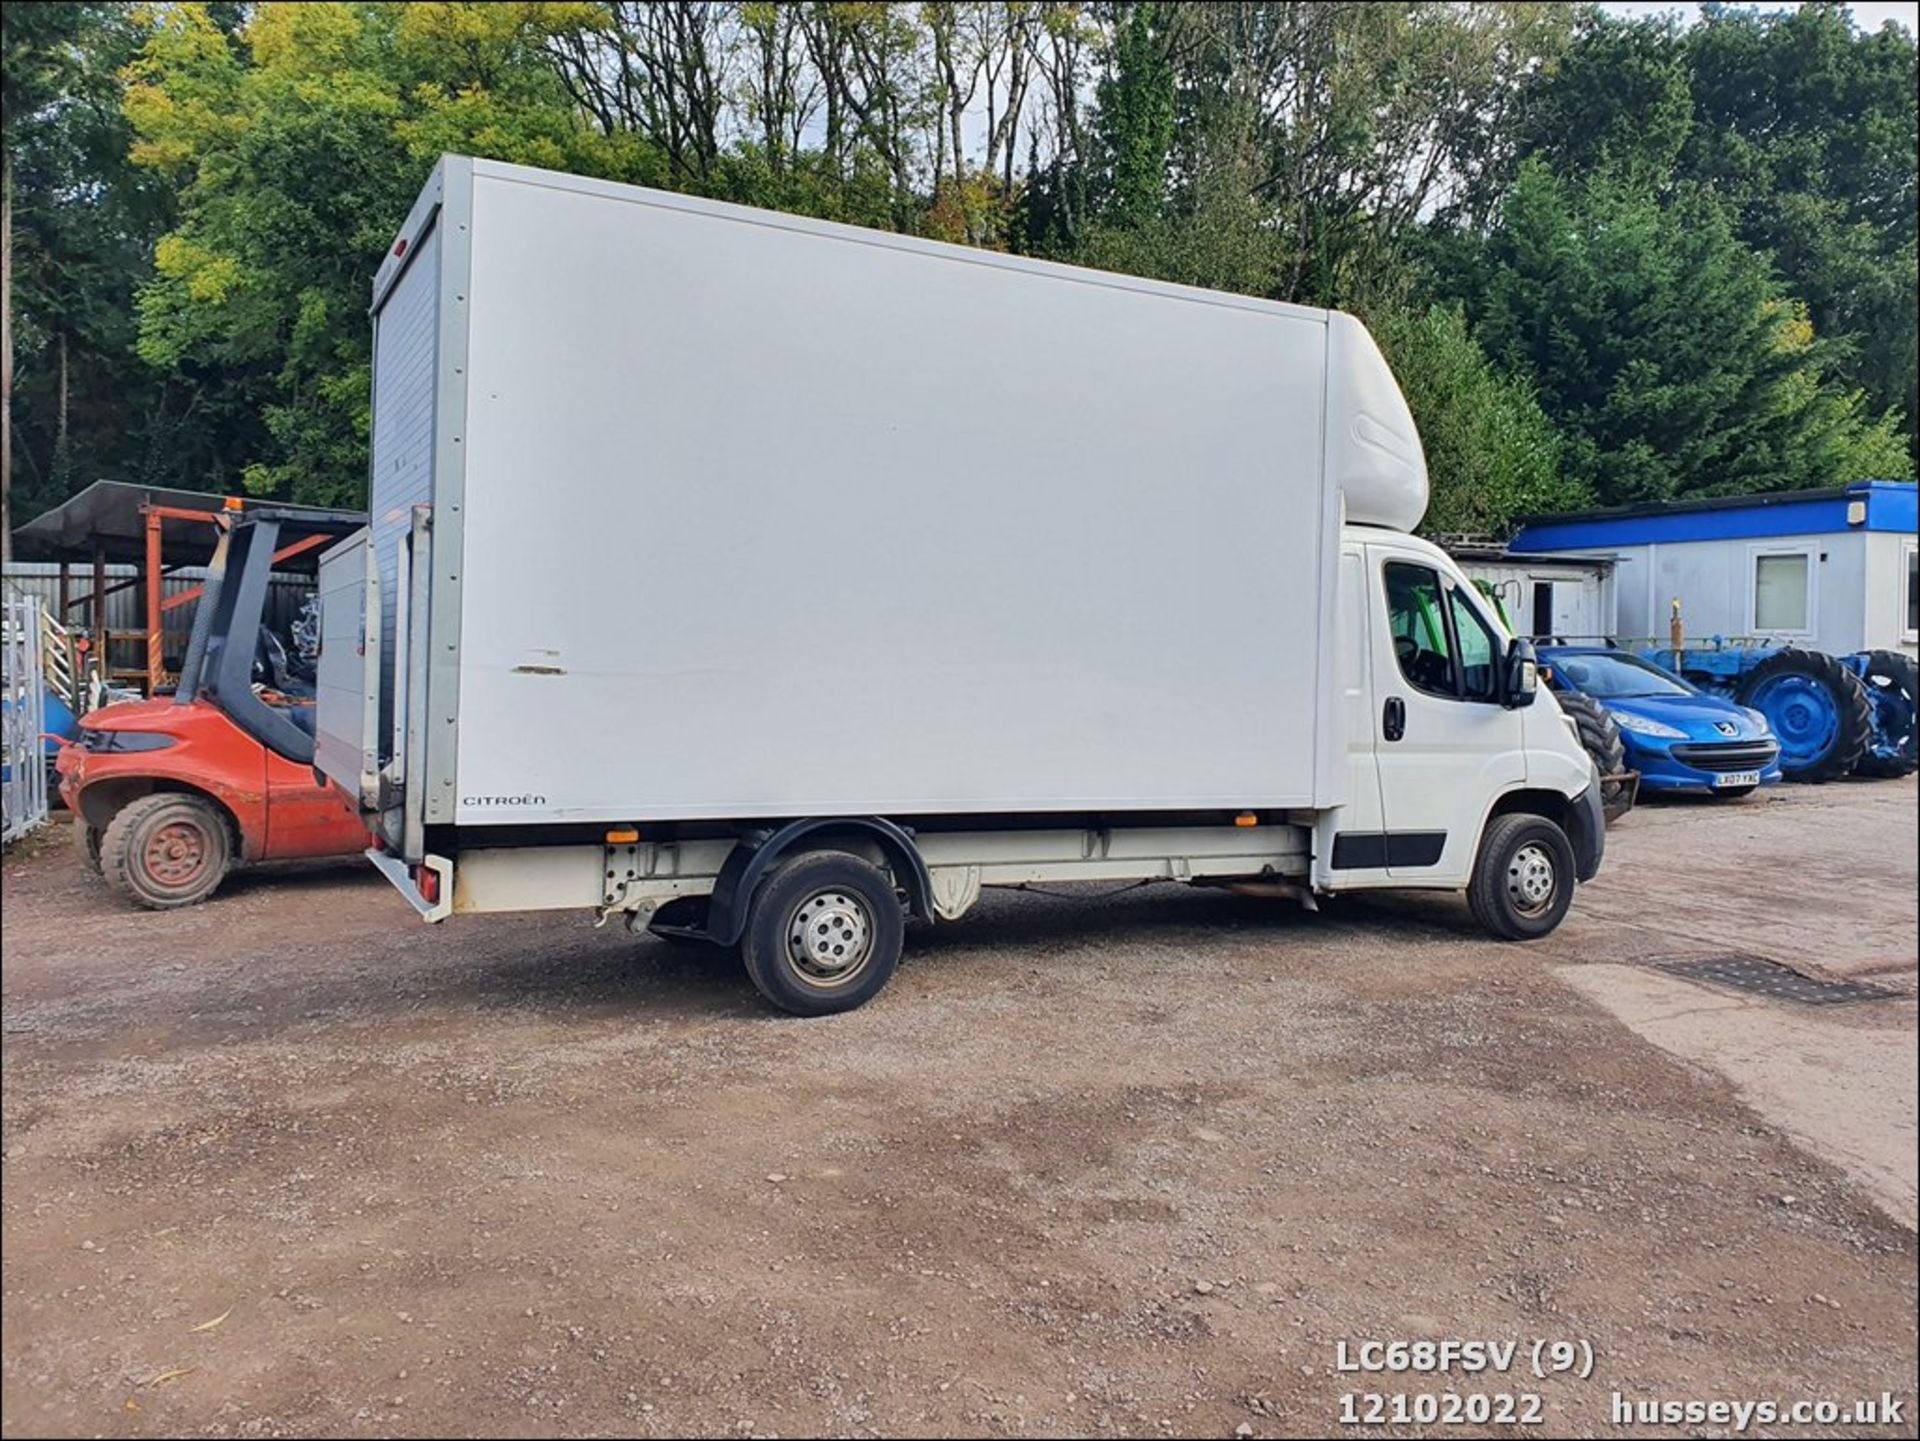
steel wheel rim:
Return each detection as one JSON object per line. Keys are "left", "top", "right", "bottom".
{"left": 1747, "top": 675, "right": 1837, "bottom": 766}
{"left": 1505, "top": 842, "right": 1557, "bottom": 916}
{"left": 786, "top": 889, "right": 875, "bottom": 988}
{"left": 144, "top": 818, "right": 211, "bottom": 889}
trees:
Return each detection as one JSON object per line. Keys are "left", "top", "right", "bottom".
{"left": 1, "top": 1, "right": 1913, "bottom": 537}
{"left": 1499, "top": 5, "right": 1918, "bottom": 475}
{"left": 1370, "top": 301, "right": 1579, "bottom": 535}
{"left": 4, "top": 3, "right": 184, "bottom": 553}
{"left": 1469, "top": 164, "right": 1909, "bottom": 507}
{"left": 1682, "top": 3, "right": 1919, "bottom": 463}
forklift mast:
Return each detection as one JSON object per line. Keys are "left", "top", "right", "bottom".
{"left": 177, "top": 510, "right": 363, "bottom": 766}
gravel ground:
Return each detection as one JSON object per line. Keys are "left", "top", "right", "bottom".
{"left": 3, "top": 779, "right": 1915, "bottom": 1438}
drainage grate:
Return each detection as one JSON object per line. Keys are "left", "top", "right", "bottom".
{"left": 1655, "top": 954, "right": 1897, "bottom": 1006}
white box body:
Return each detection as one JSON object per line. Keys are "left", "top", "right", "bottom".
{"left": 324, "top": 158, "right": 1431, "bottom": 835}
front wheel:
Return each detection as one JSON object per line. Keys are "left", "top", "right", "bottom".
{"left": 1468, "top": 814, "right": 1576, "bottom": 941}
{"left": 740, "top": 851, "right": 904, "bottom": 1016}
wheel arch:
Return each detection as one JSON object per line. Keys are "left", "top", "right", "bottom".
{"left": 73, "top": 777, "right": 252, "bottom": 862}
{"left": 1483, "top": 781, "right": 1604, "bottom": 884}
{"left": 705, "top": 817, "right": 935, "bottom": 947}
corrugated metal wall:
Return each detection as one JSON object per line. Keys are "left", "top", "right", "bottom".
{"left": 2, "top": 562, "right": 313, "bottom": 675}
{"left": 369, "top": 219, "right": 441, "bottom": 742}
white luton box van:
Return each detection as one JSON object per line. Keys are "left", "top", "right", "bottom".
{"left": 314, "top": 155, "right": 1605, "bottom": 1014}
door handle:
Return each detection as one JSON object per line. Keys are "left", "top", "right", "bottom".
{"left": 1383, "top": 696, "right": 1406, "bottom": 742}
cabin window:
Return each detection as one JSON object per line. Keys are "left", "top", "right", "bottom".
{"left": 1904, "top": 542, "right": 1917, "bottom": 642}
{"left": 1751, "top": 548, "right": 1813, "bottom": 634}
{"left": 1385, "top": 562, "right": 1455, "bottom": 698}
{"left": 1384, "top": 561, "right": 1503, "bottom": 705}
{"left": 1448, "top": 587, "right": 1502, "bottom": 702}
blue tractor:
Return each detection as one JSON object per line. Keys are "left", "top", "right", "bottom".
{"left": 1631, "top": 641, "right": 1916, "bottom": 783}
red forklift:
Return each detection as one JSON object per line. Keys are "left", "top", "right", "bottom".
{"left": 17, "top": 488, "right": 370, "bottom": 907}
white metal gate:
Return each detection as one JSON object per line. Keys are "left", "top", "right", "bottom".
{"left": 3, "top": 594, "right": 51, "bottom": 843}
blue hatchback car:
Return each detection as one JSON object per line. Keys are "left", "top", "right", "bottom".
{"left": 1539, "top": 646, "right": 1783, "bottom": 797}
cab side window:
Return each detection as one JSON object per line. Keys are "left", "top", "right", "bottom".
{"left": 1385, "top": 561, "right": 1504, "bottom": 704}
{"left": 1385, "top": 562, "right": 1455, "bottom": 697}
{"left": 1449, "top": 587, "right": 1500, "bottom": 702}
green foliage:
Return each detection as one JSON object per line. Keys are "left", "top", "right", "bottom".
{"left": 1681, "top": 2, "right": 1919, "bottom": 461}
{"left": 1513, "top": 12, "right": 1692, "bottom": 191}
{"left": 1469, "top": 164, "right": 1911, "bottom": 507}
{"left": 1504, "top": 3, "right": 1919, "bottom": 466}
{"left": 3, "top": 2, "right": 257, "bottom": 517}
{"left": 4, "top": 0, "right": 1915, "bottom": 533}
{"left": 121, "top": 1, "right": 669, "bottom": 505}
{"left": 1093, "top": 2, "right": 1174, "bottom": 225}
{"left": 1370, "top": 302, "right": 1581, "bottom": 535}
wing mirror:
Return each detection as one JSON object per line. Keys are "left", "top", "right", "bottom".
{"left": 1503, "top": 637, "right": 1539, "bottom": 709}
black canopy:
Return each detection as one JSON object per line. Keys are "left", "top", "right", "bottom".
{"left": 11, "top": 481, "right": 363, "bottom": 570}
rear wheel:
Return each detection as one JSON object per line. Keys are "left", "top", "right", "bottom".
{"left": 739, "top": 851, "right": 903, "bottom": 1016}
{"left": 99, "top": 793, "right": 233, "bottom": 909}
{"left": 1851, "top": 649, "right": 1918, "bottom": 779}
{"left": 1733, "top": 647, "right": 1871, "bottom": 783}
{"left": 1468, "top": 814, "right": 1576, "bottom": 941}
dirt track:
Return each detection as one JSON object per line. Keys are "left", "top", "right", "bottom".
{"left": 3, "top": 780, "right": 1915, "bottom": 1438}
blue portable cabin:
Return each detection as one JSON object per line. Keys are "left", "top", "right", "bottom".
{"left": 1508, "top": 481, "right": 1917, "bottom": 659}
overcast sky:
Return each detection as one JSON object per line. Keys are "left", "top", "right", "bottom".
{"left": 1599, "top": 1, "right": 1918, "bottom": 34}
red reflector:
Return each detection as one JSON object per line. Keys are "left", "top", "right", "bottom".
{"left": 393, "top": 236, "right": 408, "bottom": 257}
{"left": 416, "top": 865, "right": 439, "bottom": 905}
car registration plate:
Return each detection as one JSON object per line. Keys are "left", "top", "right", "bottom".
{"left": 1714, "top": 770, "right": 1761, "bottom": 788}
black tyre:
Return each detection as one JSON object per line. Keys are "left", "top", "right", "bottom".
{"left": 74, "top": 818, "right": 103, "bottom": 875}
{"left": 99, "top": 792, "right": 233, "bottom": 909}
{"left": 1467, "top": 813, "right": 1576, "bottom": 941}
{"left": 1732, "top": 647, "right": 1871, "bottom": 783}
{"left": 739, "top": 851, "right": 904, "bottom": 1016}
{"left": 1551, "top": 690, "right": 1631, "bottom": 817}
{"left": 1852, "top": 649, "right": 1918, "bottom": 779}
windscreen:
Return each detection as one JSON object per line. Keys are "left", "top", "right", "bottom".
{"left": 1552, "top": 653, "right": 1690, "bottom": 699}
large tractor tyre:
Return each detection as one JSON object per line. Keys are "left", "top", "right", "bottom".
{"left": 99, "top": 792, "right": 234, "bottom": 909}
{"left": 1850, "top": 649, "right": 1919, "bottom": 779}
{"left": 1468, "top": 814, "right": 1577, "bottom": 941}
{"left": 1552, "top": 690, "right": 1632, "bottom": 819}
{"left": 738, "top": 851, "right": 904, "bottom": 1016}
{"left": 1732, "top": 647, "right": 1872, "bottom": 784}
{"left": 73, "top": 818, "right": 104, "bottom": 875}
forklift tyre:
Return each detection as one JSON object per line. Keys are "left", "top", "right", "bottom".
{"left": 100, "top": 793, "right": 234, "bottom": 909}
{"left": 74, "top": 819, "right": 103, "bottom": 875}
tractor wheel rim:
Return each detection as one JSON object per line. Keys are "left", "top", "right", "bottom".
{"left": 786, "top": 889, "right": 875, "bottom": 988}
{"left": 1506, "top": 843, "right": 1557, "bottom": 915}
{"left": 144, "top": 820, "right": 210, "bottom": 887}
{"left": 1749, "top": 675, "right": 1838, "bottom": 765}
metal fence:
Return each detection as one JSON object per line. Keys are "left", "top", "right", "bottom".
{"left": 3, "top": 594, "right": 51, "bottom": 844}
